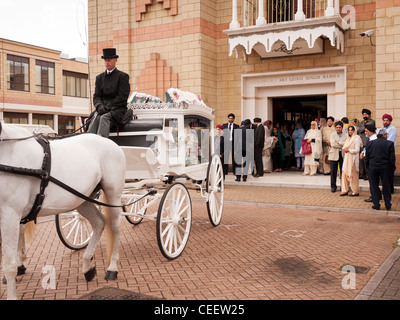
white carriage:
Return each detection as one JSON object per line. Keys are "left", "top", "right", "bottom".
{"left": 56, "top": 93, "right": 224, "bottom": 260}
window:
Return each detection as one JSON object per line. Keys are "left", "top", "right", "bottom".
{"left": 63, "top": 71, "right": 88, "bottom": 98}
{"left": 7, "top": 55, "right": 30, "bottom": 92}
{"left": 36, "top": 60, "right": 55, "bottom": 94}
{"left": 58, "top": 116, "right": 76, "bottom": 136}
{"left": 3, "top": 112, "right": 28, "bottom": 124}
{"left": 184, "top": 115, "right": 211, "bottom": 166}
{"left": 32, "top": 113, "right": 54, "bottom": 128}
{"left": 165, "top": 118, "right": 179, "bottom": 165}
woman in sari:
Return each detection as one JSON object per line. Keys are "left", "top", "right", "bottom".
{"left": 303, "top": 121, "right": 322, "bottom": 176}
{"left": 340, "top": 125, "right": 363, "bottom": 196}
{"left": 292, "top": 122, "right": 305, "bottom": 170}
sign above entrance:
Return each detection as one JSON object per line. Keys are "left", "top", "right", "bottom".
{"left": 241, "top": 67, "right": 347, "bottom": 125}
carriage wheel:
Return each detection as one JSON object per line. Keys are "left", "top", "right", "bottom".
{"left": 156, "top": 183, "right": 192, "bottom": 260}
{"left": 55, "top": 211, "right": 93, "bottom": 250}
{"left": 123, "top": 196, "right": 148, "bottom": 225}
{"left": 206, "top": 154, "right": 224, "bottom": 226}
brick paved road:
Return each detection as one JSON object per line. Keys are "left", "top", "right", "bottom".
{"left": 1, "top": 185, "right": 400, "bottom": 300}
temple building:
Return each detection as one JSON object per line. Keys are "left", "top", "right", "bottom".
{"left": 88, "top": 0, "right": 398, "bottom": 164}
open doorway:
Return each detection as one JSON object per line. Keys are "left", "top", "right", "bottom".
{"left": 272, "top": 95, "right": 327, "bottom": 131}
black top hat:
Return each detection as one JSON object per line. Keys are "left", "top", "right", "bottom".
{"left": 101, "top": 48, "right": 119, "bottom": 59}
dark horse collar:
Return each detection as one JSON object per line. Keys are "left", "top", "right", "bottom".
{"left": 20, "top": 135, "right": 52, "bottom": 224}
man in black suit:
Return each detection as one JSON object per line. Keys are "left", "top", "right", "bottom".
{"left": 357, "top": 108, "right": 375, "bottom": 180}
{"left": 234, "top": 120, "right": 253, "bottom": 181}
{"left": 88, "top": 48, "right": 130, "bottom": 137}
{"left": 253, "top": 117, "right": 265, "bottom": 177}
{"left": 223, "top": 113, "right": 239, "bottom": 175}
{"left": 365, "top": 128, "right": 396, "bottom": 210}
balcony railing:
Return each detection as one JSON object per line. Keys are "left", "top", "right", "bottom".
{"left": 230, "top": 0, "right": 339, "bottom": 29}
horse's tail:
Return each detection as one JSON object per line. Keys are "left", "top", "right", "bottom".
{"left": 24, "top": 221, "right": 36, "bottom": 243}
{"left": 102, "top": 193, "right": 113, "bottom": 264}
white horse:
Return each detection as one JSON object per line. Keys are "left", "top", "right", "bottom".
{"left": 0, "top": 122, "right": 126, "bottom": 299}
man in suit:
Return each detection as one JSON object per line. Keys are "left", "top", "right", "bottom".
{"left": 328, "top": 121, "right": 348, "bottom": 193}
{"left": 234, "top": 120, "right": 253, "bottom": 182}
{"left": 223, "top": 113, "right": 239, "bottom": 175}
{"left": 366, "top": 128, "right": 396, "bottom": 210}
{"left": 253, "top": 117, "right": 265, "bottom": 177}
{"left": 87, "top": 48, "right": 131, "bottom": 138}
{"left": 378, "top": 114, "right": 397, "bottom": 193}
{"left": 357, "top": 108, "right": 375, "bottom": 180}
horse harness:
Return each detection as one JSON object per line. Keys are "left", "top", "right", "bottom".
{"left": 0, "top": 133, "right": 152, "bottom": 225}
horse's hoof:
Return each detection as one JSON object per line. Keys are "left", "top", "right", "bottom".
{"left": 17, "top": 265, "right": 27, "bottom": 276}
{"left": 84, "top": 267, "right": 97, "bottom": 282}
{"left": 104, "top": 271, "right": 118, "bottom": 281}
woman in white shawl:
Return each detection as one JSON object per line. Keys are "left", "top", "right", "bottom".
{"left": 262, "top": 120, "right": 278, "bottom": 173}
{"left": 340, "top": 125, "right": 363, "bottom": 196}
{"left": 303, "top": 121, "right": 322, "bottom": 176}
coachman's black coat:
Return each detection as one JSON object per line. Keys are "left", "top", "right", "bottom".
{"left": 93, "top": 68, "right": 130, "bottom": 126}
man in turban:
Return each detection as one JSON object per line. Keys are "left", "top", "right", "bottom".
{"left": 356, "top": 108, "right": 375, "bottom": 180}
{"left": 380, "top": 114, "right": 397, "bottom": 145}
{"left": 378, "top": 114, "right": 397, "bottom": 193}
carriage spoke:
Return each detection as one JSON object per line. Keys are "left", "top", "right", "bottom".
{"left": 66, "top": 218, "right": 79, "bottom": 241}
{"left": 161, "top": 222, "right": 173, "bottom": 237}
{"left": 177, "top": 204, "right": 189, "bottom": 217}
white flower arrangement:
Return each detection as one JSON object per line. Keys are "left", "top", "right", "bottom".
{"left": 128, "top": 89, "right": 206, "bottom": 107}
{"left": 166, "top": 88, "right": 205, "bottom": 106}
{"left": 128, "top": 92, "right": 162, "bottom": 104}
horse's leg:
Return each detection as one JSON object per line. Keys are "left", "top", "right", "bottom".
{"left": 104, "top": 205, "right": 121, "bottom": 281}
{"left": 1, "top": 212, "right": 20, "bottom": 299}
{"left": 76, "top": 201, "right": 105, "bottom": 281}
{"left": 17, "top": 224, "right": 27, "bottom": 276}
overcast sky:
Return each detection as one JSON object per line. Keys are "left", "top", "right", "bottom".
{"left": 0, "top": 0, "right": 88, "bottom": 59}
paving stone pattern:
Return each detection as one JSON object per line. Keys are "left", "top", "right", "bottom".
{"left": 1, "top": 185, "right": 400, "bottom": 300}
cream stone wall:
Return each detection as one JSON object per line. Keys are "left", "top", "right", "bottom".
{"left": 215, "top": 0, "right": 377, "bottom": 127}
{"left": 87, "top": 0, "right": 396, "bottom": 141}
{"left": 375, "top": 0, "right": 400, "bottom": 167}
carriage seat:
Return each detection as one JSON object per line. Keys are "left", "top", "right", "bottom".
{"left": 109, "top": 118, "right": 163, "bottom": 148}
{"left": 111, "top": 118, "right": 163, "bottom": 133}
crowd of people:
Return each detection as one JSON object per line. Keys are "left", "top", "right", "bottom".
{"left": 215, "top": 109, "right": 397, "bottom": 210}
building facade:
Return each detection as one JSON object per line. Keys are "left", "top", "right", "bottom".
{"left": 87, "top": 0, "right": 399, "bottom": 165}
{"left": 0, "top": 38, "right": 90, "bottom": 134}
